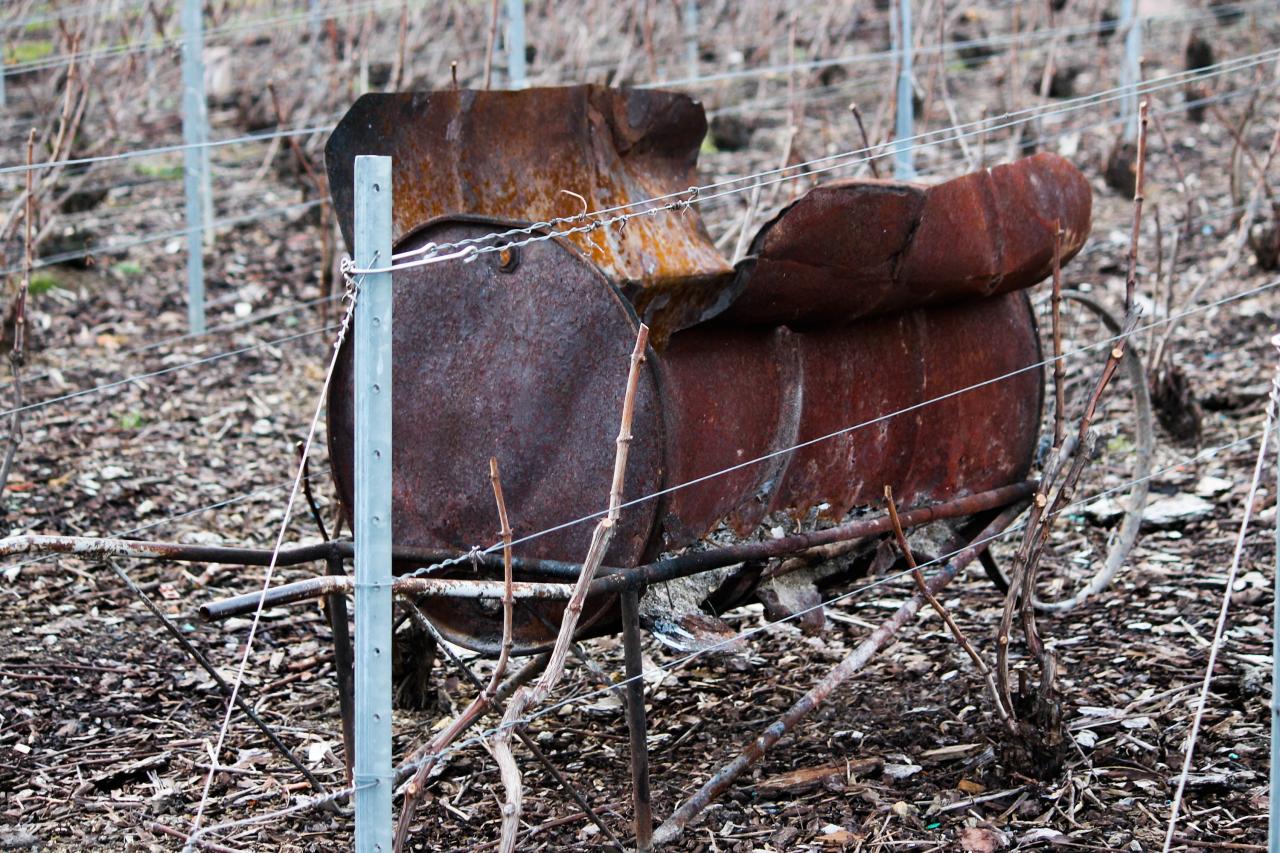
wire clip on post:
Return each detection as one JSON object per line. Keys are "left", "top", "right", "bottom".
{"left": 353, "top": 155, "right": 395, "bottom": 852}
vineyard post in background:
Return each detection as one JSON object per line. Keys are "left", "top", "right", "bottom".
{"left": 180, "top": 0, "right": 209, "bottom": 334}
{"left": 506, "top": 0, "right": 528, "bottom": 88}
{"left": 894, "top": 0, "right": 916, "bottom": 178}
{"left": 684, "top": 0, "right": 699, "bottom": 81}
{"left": 353, "top": 155, "right": 395, "bottom": 852}
{"left": 1121, "top": 0, "right": 1143, "bottom": 140}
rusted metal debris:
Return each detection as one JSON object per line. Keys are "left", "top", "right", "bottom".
{"left": 323, "top": 85, "right": 1090, "bottom": 655}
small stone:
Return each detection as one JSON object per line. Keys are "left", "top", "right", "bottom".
{"left": 1083, "top": 497, "right": 1125, "bottom": 526}
{"left": 883, "top": 763, "right": 922, "bottom": 782}
{"left": 1194, "top": 475, "right": 1233, "bottom": 498}
{"left": 1074, "top": 729, "right": 1098, "bottom": 749}
{"left": 1142, "top": 493, "right": 1215, "bottom": 529}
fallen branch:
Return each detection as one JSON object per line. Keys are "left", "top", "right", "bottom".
{"left": 652, "top": 503, "right": 1025, "bottom": 847}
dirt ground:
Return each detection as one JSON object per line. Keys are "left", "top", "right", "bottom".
{"left": 1, "top": 1, "right": 1279, "bottom": 851}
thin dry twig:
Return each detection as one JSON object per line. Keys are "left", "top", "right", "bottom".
{"left": 0, "top": 131, "right": 35, "bottom": 496}
{"left": 482, "top": 0, "right": 501, "bottom": 89}
{"left": 392, "top": 458, "right": 518, "bottom": 850}
{"left": 396, "top": 601, "right": 625, "bottom": 852}
{"left": 849, "top": 102, "right": 881, "bottom": 179}
{"left": 996, "top": 308, "right": 1138, "bottom": 716}
{"left": 996, "top": 145, "right": 1151, "bottom": 713}
{"left": 391, "top": 2, "right": 410, "bottom": 91}
{"left": 484, "top": 456, "right": 515, "bottom": 702}
{"left": 884, "top": 486, "right": 1014, "bottom": 727}
{"left": 1051, "top": 224, "right": 1066, "bottom": 448}
{"left": 493, "top": 324, "right": 650, "bottom": 853}
{"left": 1124, "top": 100, "right": 1150, "bottom": 310}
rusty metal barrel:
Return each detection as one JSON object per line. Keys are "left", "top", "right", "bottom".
{"left": 324, "top": 86, "right": 1091, "bottom": 654}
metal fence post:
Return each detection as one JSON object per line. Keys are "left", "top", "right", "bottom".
{"left": 683, "top": 0, "right": 699, "bottom": 82}
{"left": 893, "top": 0, "right": 916, "bottom": 179}
{"left": 0, "top": 46, "right": 7, "bottom": 109}
{"left": 1120, "top": 0, "right": 1142, "bottom": 141}
{"left": 506, "top": 0, "right": 527, "bottom": 88}
{"left": 353, "top": 155, "right": 394, "bottom": 853}
{"left": 180, "top": 0, "right": 208, "bottom": 334}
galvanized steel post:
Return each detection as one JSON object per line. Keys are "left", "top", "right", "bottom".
{"left": 506, "top": 0, "right": 528, "bottom": 88}
{"left": 180, "top": 0, "right": 208, "bottom": 334}
{"left": 683, "top": 1, "right": 699, "bottom": 82}
{"left": 893, "top": 0, "right": 916, "bottom": 179}
{"left": 0, "top": 45, "right": 7, "bottom": 109}
{"left": 1120, "top": 0, "right": 1142, "bottom": 141}
{"left": 353, "top": 155, "right": 394, "bottom": 852}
